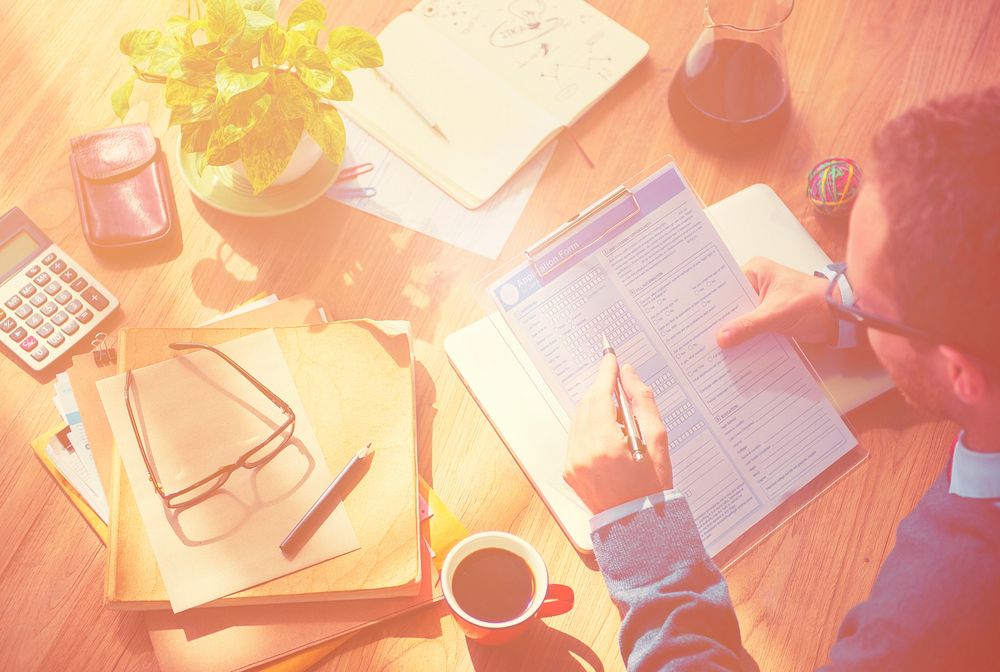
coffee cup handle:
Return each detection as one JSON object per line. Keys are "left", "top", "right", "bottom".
{"left": 537, "top": 583, "right": 574, "bottom": 618}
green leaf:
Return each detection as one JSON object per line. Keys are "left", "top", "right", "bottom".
{"left": 239, "top": 108, "right": 304, "bottom": 193}
{"left": 165, "top": 15, "right": 199, "bottom": 38}
{"left": 240, "top": 0, "right": 279, "bottom": 19}
{"left": 293, "top": 44, "right": 350, "bottom": 98}
{"left": 288, "top": 0, "right": 326, "bottom": 28}
{"left": 111, "top": 76, "right": 136, "bottom": 122}
{"left": 215, "top": 58, "right": 269, "bottom": 102}
{"left": 259, "top": 23, "right": 286, "bottom": 68}
{"left": 326, "top": 27, "right": 383, "bottom": 70}
{"left": 205, "top": 0, "right": 246, "bottom": 47}
{"left": 180, "top": 45, "right": 220, "bottom": 87}
{"left": 305, "top": 104, "right": 345, "bottom": 165}
{"left": 273, "top": 72, "right": 314, "bottom": 119}
{"left": 238, "top": 9, "right": 276, "bottom": 49}
{"left": 180, "top": 120, "right": 215, "bottom": 153}
{"left": 147, "top": 37, "right": 186, "bottom": 78}
{"left": 120, "top": 29, "right": 162, "bottom": 61}
{"left": 169, "top": 103, "right": 214, "bottom": 126}
{"left": 288, "top": 19, "right": 324, "bottom": 43}
{"left": 165, "top": 77, "right": 215, "bottom": 106}
{"left": 205, "top": 129, "right": 244, "bottom": 165}
{"left": 215, "top": 90, "right": 272, "bottom": 140}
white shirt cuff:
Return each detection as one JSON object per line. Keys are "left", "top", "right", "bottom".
{"left": 589, "top": 490, "right": 685, "bottom": 533}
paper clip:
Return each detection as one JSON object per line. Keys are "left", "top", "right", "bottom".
{"left": 335, "top": 187, "right": 377, "bottom": 199}
{"left": 91, "top": 331, "right": 117, "bottom": 367}
{"left": 336, "top": 163, "right": 374, "bottom": 183}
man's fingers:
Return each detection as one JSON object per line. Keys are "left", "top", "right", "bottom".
{"left": 620, "top": 365, "right": 673, "bottom": 489}
{"left": 594, "top": 352, "right": 619, "bottom": 393}
{"left": 620, "top": 365, "right": 666, "bottom": 442}
{"left": 716, "top": 305, "right": 781, "bottom": 348}
{"left": 581, "top": 353, "right": 620, "bottom": 423}
{"left": 741, "top": 256, "right": 772, "bottom": 294}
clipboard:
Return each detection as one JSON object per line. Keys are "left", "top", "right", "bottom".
{"left": 448, "top": 157, "right": 880, "bottom": 560}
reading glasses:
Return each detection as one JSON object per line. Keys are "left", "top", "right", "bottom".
{"left": 823, "top": 263, "right": 996, "bottom": 370}
{"left": 124, "top": 342, "right": 297, "bottom": 509}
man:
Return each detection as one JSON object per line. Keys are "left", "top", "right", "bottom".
{"left": 564, "top": 87, "right": 1000, "bottom": 671}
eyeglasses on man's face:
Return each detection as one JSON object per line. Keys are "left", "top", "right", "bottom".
{"left": 823, "top": 263, "right": 996, "bottom": 371}
{"left": 124, "top": 342, "right": 297, "bottom": 509}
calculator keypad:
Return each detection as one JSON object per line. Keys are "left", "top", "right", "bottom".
{"left": 0, "top": 242, "right": 118, "bottom": 371}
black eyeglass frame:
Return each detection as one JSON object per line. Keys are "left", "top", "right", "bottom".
{"left": 124, "top": 342, "right": 296, "bottom": 509}
{"left": 823, "top": 263, "right": 996, "bottom": 370}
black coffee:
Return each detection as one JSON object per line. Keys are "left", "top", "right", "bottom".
{"left": 668, "top": 38, "right": 791, "bottom": 151}
{"left": 451, "top": 548, "right": 535, "bottom": 623}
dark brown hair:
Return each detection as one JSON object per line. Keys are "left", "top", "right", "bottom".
{"left": 871, "top": 86, "right": 1000, "bottom": 365}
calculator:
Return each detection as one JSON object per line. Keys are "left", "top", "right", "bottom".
{"left": 0, "top": 207, "right": 118, "bottom": 372}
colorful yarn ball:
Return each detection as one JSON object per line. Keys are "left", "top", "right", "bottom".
{"left": 807, "top": 157, "right": 863, "bottom": 216}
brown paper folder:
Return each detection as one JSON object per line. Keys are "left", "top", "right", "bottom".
{"left": 105, "top": 320, "right": 420, "bottom": 609}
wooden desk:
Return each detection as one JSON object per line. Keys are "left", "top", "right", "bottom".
{"left": 1, "top": 1, "right": 996, "bottom": 670}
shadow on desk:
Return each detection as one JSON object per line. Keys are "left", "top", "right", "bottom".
{"left": 466, "top": 621, "right": 605, "bottom": 672}
{"left": 189, "top": 196, "right": 456, "bottom": 346}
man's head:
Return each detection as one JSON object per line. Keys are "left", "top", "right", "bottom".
{"left": 845, "top": 87, "right": 1000, "bottom": 423}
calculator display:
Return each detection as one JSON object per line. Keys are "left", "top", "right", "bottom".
{"left": 0, "top": 231, "right": 40, "bottom": 276}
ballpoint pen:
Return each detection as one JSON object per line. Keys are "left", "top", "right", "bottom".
{"left": 280, "top": 443, "right": 374, "bottom": 552}
{"left": 374, "top": 69, "right": 449, "bottom": 141}
{"left": 601, "top": 332, "right": 647, "bottom": 462}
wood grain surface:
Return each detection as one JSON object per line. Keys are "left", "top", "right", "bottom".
{"left": 1, "top": 1, "right": 997, "bottom": 670}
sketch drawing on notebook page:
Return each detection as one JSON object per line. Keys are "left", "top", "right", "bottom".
{"left": 415, "top": 0, "right": 636, "bottom": 112}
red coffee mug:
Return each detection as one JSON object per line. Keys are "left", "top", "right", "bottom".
{"left": 441, "top": 531, "right": 574, "bottom": 645}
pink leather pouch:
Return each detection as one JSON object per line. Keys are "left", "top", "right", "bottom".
{"left": 70, "top": 123, "right": 176, "bottom": 248}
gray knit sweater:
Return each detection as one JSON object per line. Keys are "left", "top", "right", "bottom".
{"left": 592, "top": 470, "right": 1000, "bottom": 671}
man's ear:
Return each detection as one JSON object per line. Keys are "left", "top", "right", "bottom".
{"left": 939, "top": 345, "right": 989, "bottom": 405}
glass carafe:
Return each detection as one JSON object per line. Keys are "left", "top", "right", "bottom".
{"left": 668, "top": 0, "right": 794, "bottom": 151}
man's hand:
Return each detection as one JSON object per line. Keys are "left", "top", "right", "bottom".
{"left": 564, "top": 355, "right": 673, "bottom": 514}
{"left": 716, "top": 257, "right": 839, "bottom": 348}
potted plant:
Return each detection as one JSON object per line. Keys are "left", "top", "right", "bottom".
{"left": 112, "top": 0, "right": 382, "bottom": 194}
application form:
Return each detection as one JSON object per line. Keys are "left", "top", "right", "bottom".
{"left": 488, "top": 164, "right": 857, "bottom": 555}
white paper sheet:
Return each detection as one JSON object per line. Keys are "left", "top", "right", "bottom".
{"left": 96, "top": 330, "right": 360, "bottom": 613}
{"left": 488, "top": 163, "right": 858, "bottom": 555}
{"left": 54, "top": 372, "right": 109, "bottom": 523}
{"left": 328, "top": 120, "right": 555, "bottom": 259}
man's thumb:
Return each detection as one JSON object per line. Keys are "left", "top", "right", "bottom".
{"left": 716, "top": 308, "right": 778, "bottom": 348}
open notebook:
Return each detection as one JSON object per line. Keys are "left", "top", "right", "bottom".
{"left": 340, "top": 0, "right": 648, "bottom": 208}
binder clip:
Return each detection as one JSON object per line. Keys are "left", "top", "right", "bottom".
{"left": 91, "top": 332, "right": 116, "bottom": 367}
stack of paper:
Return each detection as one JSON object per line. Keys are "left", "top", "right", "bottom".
{"left": 31, "top": 296, "right": 469, "bottom": 671}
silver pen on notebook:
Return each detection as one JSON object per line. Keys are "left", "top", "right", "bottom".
{"left": 280, "top": 443, "right": 373, "bottom": 552}
{"left": 374, "top": 69, "right": 449, "bottom": 141}
{"left": 601, "top": 332, "right": 646, "bottom": 462}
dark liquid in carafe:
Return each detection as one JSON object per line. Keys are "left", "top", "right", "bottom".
{"left": 668, "top": 38, "right": 790, "bottom": 151}
{"left": 452, "top": 548, "right": 535, "bottom": 623}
